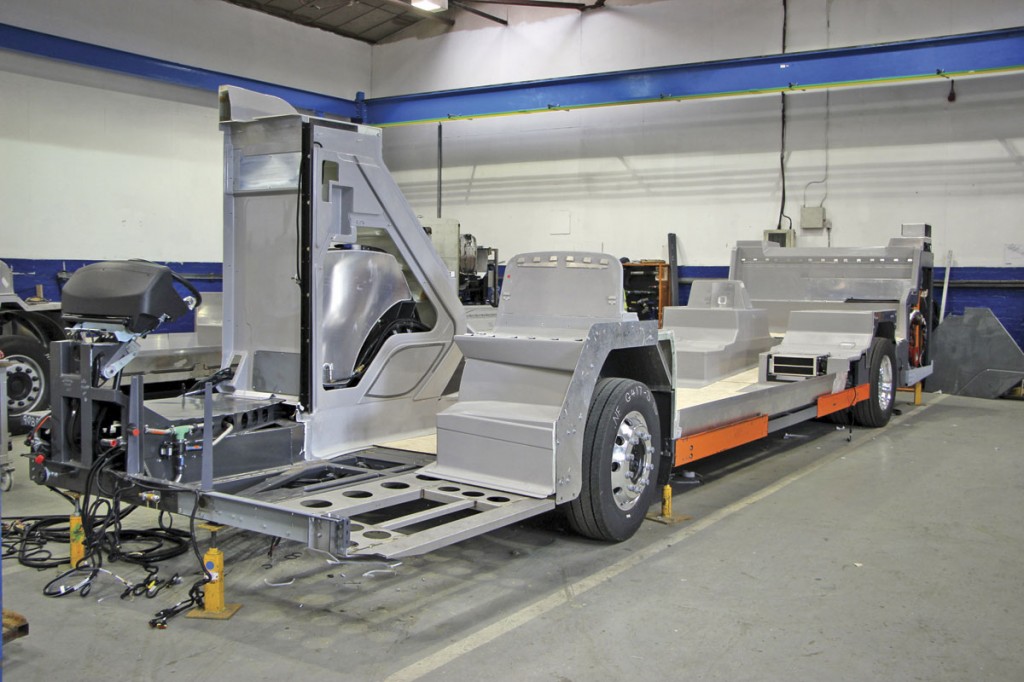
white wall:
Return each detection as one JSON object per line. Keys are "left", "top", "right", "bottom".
{"left": 382, "top": 75, "right": 1024, "bottom": 267}
{"left": 1, "top": 0, "right": 1022, "bottom": 268}
{"left": 0, "top": 66, "right": 224, "bottom": 261}
{"left": 375, "top": 0, "right": 1024, "bottom": 267}
{"left": 0, "top": 0, "right": 371, "bottom": 262}
{"left": 372, "top": 0, "right": 1024, "bottom": 96}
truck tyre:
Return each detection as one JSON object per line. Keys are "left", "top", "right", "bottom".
{"left": 852, "top": 337, "right": 897, "bottom": 428}
{"left": 566, "top": 378, "right": 661, "bottom": 542}
{"left": 0, "top": 335, "right": 49, "bottom": 434}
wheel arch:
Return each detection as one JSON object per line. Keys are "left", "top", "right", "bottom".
{"left": 598, "top": 339, "right": 676, "bottom": 485}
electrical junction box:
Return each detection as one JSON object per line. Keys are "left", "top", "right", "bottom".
{"left": 763, "top": 229, "right": 796, "bottom": 247}
{"left": 801, "top": 206, "right": 827, "bottom": 229}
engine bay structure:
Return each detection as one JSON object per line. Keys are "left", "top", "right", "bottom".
{"left": 28, "top": 87, "right": 934, "bottom": 565}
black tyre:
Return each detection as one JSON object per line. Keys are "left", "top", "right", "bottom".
{"left": 566, "top": 378, "right": 661, "bottom": 542}
{"left": 852, "top": 337, "right": 897, "bottom": 428}
{"left": 825, "top": 409, "right": 851, "bottom": 426}
{"left": 0, "top": 335, "right": 50, "bottom": 434}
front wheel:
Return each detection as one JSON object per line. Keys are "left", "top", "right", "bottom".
{"left": 566, "top": 378, "right": 661, "bottom": 542}
{"left": 853, "top": 337, "right": 897, "bottom": 428}
{"left": 0, "top": 335, "right": 50, "bottom": 435}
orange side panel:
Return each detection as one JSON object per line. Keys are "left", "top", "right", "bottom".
{"left": 675, "top": 415, "right": 769, "bottom": 466}
{"left": 816, "top": 383, "right": 870, "bottom": 417}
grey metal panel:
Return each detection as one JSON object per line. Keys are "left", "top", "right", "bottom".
{"left": 253, "top": 350, "right": 300, "bottom": 395}
{"left": 365, "top": 343, "right": 443, "bottom": 398}
{"left": 454, "top": 335, "right": 585, "bottom": 372}
{"left": 194, "top": 291, "right": 223, "bottom": 347}
{"left": 236, "top": 151, "right": 301, "bottom": 192}
{"left": 143, "top": 393, "right": 284, "bottom": 423}
{"left": 304, "top": 120, "right": 467, "bottom": 459}
{"left": 730, "top": 239, "right": 932, "bottom": 341}
{"left": 768, "top": 309, "right": 881, "bottom": 360}
{"left": 662, "top": 281, "right": 776, "bottom": 387}
{"left": 751, "top": 300, "right": 901, "bottom": 336}
{"left": 221, "top": 114, "right": 305, "bottom": 394}
{"left": 497, "top": 252, "right": 633, "bottom": 334}
{"left": 436, "top": 258, "right": 658, "bottom": 502}
{"left": 677, "top": 373, "right": 836, "bottom": 436}
{"left": 320, "top": 250, "right": 413, "bottom": 383}
{"left": 219, "top": 93, "right": 466, "bottom": 463}
{"left": 929, "top": 307, "right": 1024, "bottom": 398}
{"left": 686, "top": 279, "right": 754, "bottom": 309}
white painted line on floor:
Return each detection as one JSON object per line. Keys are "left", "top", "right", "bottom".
{"left": 385, "top": 397, "right": 942, "bottom": 682}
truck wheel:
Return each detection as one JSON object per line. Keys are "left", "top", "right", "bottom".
{"left": 566, "top": 378, "right": 661, "bottom": 542}
{"left": 852, "top": 337, "right": 896, "bottom": 428}
{"left": 0, "top": 335, "right": 50, "bottom": 434}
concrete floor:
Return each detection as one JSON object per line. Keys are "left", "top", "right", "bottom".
{"left": 2, "top": 393, "right": 1022, "bottom": 681}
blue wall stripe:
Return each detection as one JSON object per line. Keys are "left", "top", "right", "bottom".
{"left": 2, "top": 23, "right": 1022, "bottom": 125}
{"left": 0, "top": 23, "right": 360, "bottom": 119}
{"left": 364, "top": 27, "right": 1024, "bottom": 125}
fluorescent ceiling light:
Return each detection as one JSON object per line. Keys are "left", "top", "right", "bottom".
{"left": 411, "top": 0, "right": 448, "bottom": 10}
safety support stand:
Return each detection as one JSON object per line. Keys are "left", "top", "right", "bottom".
{"left": 897, "top": 382, "right": 924, "bottom": 406}
{"left": 187, "top": 523, "right": 242, "bottom": 620}
{"left": 646, "top": 484, "right": 692, "bottom": 525}
{"left": 69, "top": 502, "right": 85, "bottom": 568}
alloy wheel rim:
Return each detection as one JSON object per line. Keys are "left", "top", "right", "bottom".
{"left": 878, "top": 355, "right": 894, "bottom": 411}
{"left": 610, "top": 410, "right": 654, "bottom": 511}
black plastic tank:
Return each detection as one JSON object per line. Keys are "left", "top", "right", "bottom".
{"left": 61, "top": 261, "right": 190, "bottom": 334}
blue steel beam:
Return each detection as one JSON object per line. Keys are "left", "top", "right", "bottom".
{"left": 0, "top": 23, "right": 360, "bottom": 119}
{"left": 2, "top": 22, "right": 1022, "bottom": 126}
{"left": 365, "top": 27, "right": 1024, "bottom": 125}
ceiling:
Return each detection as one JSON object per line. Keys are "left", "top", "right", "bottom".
{"left": 220, "top": 0, "right": 606, "bottom": 44}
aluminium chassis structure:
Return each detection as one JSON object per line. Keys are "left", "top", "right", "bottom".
{"left": 28, "top": 88, "right": 933, "bottom": 560}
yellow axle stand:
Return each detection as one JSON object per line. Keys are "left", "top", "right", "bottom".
{"left": 69, "top": 512, "right": 85, "bottom": 567}
{"left": 187, "top": 524, "right": 242, "bottom": 620}
{"left": 645, "top": 484, "right": 692, "bottom": 526}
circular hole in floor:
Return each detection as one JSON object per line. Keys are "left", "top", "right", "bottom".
{"left": 362, "top": 530, "right": 391, "bottom": 540}
{"left": 462, "top": 491, "right": 485, "bottom": 498}
{"left": 486, "top": 496, "right": 511, "bottom": 503}
{"left": 300, "top": 499, "right": 332, "bottom": 508}
{"left": 342, "top": 490, "right": 373, "bottom": 498}
{"left": 381, "top": 481, "right": 410, "bottom": 489}
{"left": 416, "top": 474, "right": 440, "bottom": 481}
{"left": 348, "top": 523, "right": 364, "bottom": 532}
{"left": 438, "top": 485, "right": 460, "bottom": 492}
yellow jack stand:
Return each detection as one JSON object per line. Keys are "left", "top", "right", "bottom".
{"left": 646, "top": 484, "right": 692, "bottom": 525}
{"left": 69, "top": 505, "right": 85, "bottom": 568}
{"left": 897, "top": 382, "right": 924, "bottom": 406}
{"left": 187, "top": 523, "right": 242, "bottom": 620}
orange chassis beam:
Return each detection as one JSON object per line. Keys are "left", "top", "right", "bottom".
{"left": 673, "top": 383, "right": 870, "bottom": 467}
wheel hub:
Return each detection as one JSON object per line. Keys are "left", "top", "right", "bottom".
{"left": 610, "top": 410, "right": 654, "bottom": 511}
{"left": 878, "top": 355, "right": 894, "bottom": 411}
{"left": 5, "top": 357, "right": 44, "bottom": 413}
